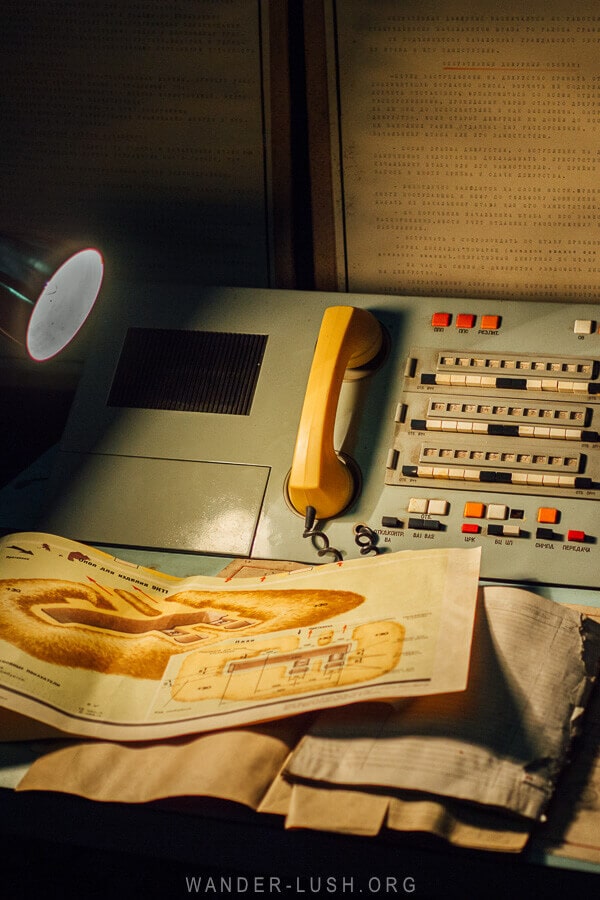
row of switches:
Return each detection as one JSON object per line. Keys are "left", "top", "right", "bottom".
{"left": 431, "top": 312, "right": 501, "bottom": 330}
{"left": 381, "top": 517, "right": 589, "bottom": 542}
{"left": 381, "top": 496, "right": 591, "bottom": 543}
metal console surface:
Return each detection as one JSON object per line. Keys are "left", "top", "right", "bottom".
{"left": 39, "top": 285, "right": 600, "bottom": 588}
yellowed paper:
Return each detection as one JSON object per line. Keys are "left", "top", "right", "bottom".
{"left": 283, "top": 782, "right": 530, "bottom": 852}
{"left": 217, "top": 559, "right": 312, "bottom": 579}
{"left": 257, "top": 763, "right": 295, "bottom": 816}
{"left": 15, "top": 717, "right": 308, "bottom": 808}
{"left": 285, "top": 587, "right": 600, "bottom": 820}
{"left": 257, "top": 759, "right": 530, "bottom": 851}
{"left": 533, "top": 685, "right": 600, "bottom": 864}
{"left": 531, "top": 609, "right": 600, "bottom": 864}
{"left": 0, "top": 532, "right": 480, "bottom": 740}
{"left": 331, "top": 0, "right": 600, "bottom": 301}
{"left": 286, "top": 782, "right": 389, "bottom": 836}
{"left": 385, "top": 795, "right": 530, "bottom": 853}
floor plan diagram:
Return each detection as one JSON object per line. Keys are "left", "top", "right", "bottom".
{"left": 164, "top": 620, "right": 405, "bottom": 704}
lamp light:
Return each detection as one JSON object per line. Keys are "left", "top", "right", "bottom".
{"left": 0, "top": 235, "right": 104, "bottom": 361}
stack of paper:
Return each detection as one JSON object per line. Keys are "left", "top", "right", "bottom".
{"left": 1, "top": 532, "right": 599, "bottom": 857}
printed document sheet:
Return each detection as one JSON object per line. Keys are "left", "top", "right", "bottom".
{"left": 332, "top": 0, "right": 600, "bottom": 301}
{"left": 0, "top": 533, "right": 480, "bottom": 740}
{"left": 285, "top": 586, "right": 600, "bottom": 819}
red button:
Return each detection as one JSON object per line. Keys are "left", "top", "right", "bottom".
{"left": 431, "top": 312, "right": 451, "bottom": 327}
{"left": 567, "top": 530, "right": 586, "bottom": 542}
{"left": 461, "top": 523, "right": 481, "bottom": 534}
{"left": 456, "top": 313, "right": 476, "bottom": 329}
{"left": 481, "top": 315, "right": 501, "bottom": 330}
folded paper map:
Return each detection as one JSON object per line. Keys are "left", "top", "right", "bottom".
{"left": 0, "top": 533, "right": 480, "bottom": 740}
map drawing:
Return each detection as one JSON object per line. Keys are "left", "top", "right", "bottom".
{"left": 163, "top": 619, "right": 406, "bottom": 705}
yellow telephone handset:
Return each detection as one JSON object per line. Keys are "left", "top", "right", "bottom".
{"left": 287, "top": 306, "right": 383, "bottom": 520}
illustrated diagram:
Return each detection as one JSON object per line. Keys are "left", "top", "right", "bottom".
{"left": 167, "top": 619, "right": 405, "bottom": 704}
{"left": 0, "top": 576, "right": 364, "bottom": 680}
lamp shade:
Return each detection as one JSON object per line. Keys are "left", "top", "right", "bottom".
{"left": 0, "top": 236, "right": 104, "bottom": 362}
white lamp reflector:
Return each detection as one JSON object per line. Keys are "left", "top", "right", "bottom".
{"left": 26, "top": 248, "right": 104, "bottom": 361}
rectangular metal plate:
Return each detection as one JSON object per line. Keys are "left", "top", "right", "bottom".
{"left": 41, "top": 454, "right": 269, "bottom": 556}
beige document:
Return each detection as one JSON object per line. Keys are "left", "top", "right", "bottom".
{"left": 259, "top": 751, "right": 531, "bottom": 852}
{"left": 281, "top": 782, "right": 531, "bottom": 852}
{"left": 0, "top": 532, "right": 480, "bottom": 740}
{"left": 13, "top": 557, "right": 311, "bottom": 809}
{"left": 532, "top": 608, "right": 600, "bottom": 864}
{"left": 285, "top": 587, "right": 600, "bottom": 820}
{"left": 330, "top": 0, "right": 600, "bottom": 300}
{"left": 15, "top": 717, "right": 309, "bottom": 809}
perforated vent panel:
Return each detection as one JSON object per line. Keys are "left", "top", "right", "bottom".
{"left": 107, "top": 327, "right": 267, "bottom": 415}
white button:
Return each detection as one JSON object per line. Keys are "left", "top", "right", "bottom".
{"left": 542, "top": 474, "right": 561, "bottom": 486}
{"left": 408, "top": 497, "right": 428, "bottom": 513}
{"left": 526, "top": 473, "right": 545, "bottom": 485}
{"left": 428, "top": 499, "right": 449, "bottom": 516}
{"left": 558, "top": 475, "right": 576, "bottom": 486}
{"left": 504, "top": 525, "right": 521, "bottom": 537}
{"left": 574, "top": 319, "right": 593, "bottom": 334}
{"left": 487, "top": 504, "right": 508, "bottom": 520}
{"left": 386, "top": 449, "right": 399, "bottom": 468}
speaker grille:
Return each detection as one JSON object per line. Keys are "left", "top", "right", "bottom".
{"left": 108, "top": 327, "right": 268, "bottom": 415}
